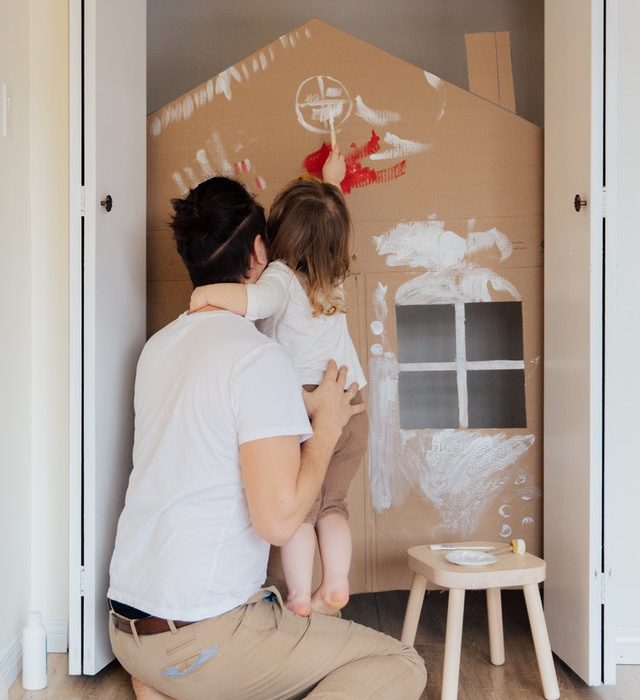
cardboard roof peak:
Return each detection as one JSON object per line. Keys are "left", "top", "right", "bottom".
{"left": 148, "top": 18, "right": 540, "bottom": 133}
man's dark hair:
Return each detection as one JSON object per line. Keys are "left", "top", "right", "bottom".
{"left": 170, "top": 177, "right": 266, "bottom": 287}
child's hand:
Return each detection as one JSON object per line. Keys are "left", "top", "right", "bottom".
{"left": 322, "top": 147, "right": 346, "bottom": 188}
{"left": 189, "top": 287, "right": 207, "bottom": 312}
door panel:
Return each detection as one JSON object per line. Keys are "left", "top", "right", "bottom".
{"left": 69, "top": 0, "right": 146, "bottom": 675}
{"left": 543, "top": 0, "right": 604, "bottom": 685}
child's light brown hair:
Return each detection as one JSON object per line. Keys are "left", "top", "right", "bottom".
{"left": 266, "top": 178, "right": 351, "bottom": 316}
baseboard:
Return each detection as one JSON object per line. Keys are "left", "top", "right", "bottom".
{"left": 0, "top": 634, "right": 22, "bottom": 691}
{"left": 43, "top": 617, "right": 68, "bottom": 654}
{"left": 616, "top": 627, "right": 640, "bottom": 664}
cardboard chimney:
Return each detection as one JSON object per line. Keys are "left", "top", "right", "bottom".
{"left": 147, "top": 19, "right": 543, "bottom": 592}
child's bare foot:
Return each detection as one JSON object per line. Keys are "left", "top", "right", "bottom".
{"left": 285, "top": 595, "right": 311, "bottom": 617}
{"left": 310, "top": 585, "right": 349, "bottom": 616}
{"left": 131, "top": 676, "right": 175, "bottom": 699}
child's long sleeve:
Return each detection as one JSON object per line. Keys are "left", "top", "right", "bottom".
{"left": 245, "top": 261, "right": 293, "bottom": 321}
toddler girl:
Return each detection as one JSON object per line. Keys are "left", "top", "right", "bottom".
{"left": 190, "top": 149, "right": 368, "bottom": 617}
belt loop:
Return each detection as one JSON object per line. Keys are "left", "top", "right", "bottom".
{"left": 167, "top": 619, "right": 178, "bottom": 634}
{"left": 129, "top": 619, "right": 142, "bottom": 646}
{"left": 108, "top": 610, "right": 118, "bottom": 635}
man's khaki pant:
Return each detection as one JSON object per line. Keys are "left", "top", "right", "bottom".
{"left": 109, "top": 588, "right": 426, "bottom": 699}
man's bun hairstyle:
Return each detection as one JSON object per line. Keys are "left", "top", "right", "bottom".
{"left": 171, "top": 177, "right": 266, "bottom": 287}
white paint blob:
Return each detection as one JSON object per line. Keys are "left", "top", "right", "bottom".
{"left": 370, "top": 321, "right": 384, "bottom": 336}
{"left": 499, "top": 524, "right": 513, "bottom": 538}
{"left": 424, "top": 70, "right": 447, "bottom": 122}
{"left": 369, "top": 132, "right": 429, "bottom": 160}
{"left": 520, "top": 484, "right": 542, "bottom": 501}
{"left": 522, "top": 517, "right": 535, "bottom": 526}
{"left": 498, "top": 504, "right": 512, "bottom": 518}
{"left": 514, "top": 473, "right": 527, "bottom": 485}
{"left": 370, "top": 343, "right": 384, "bottom": 356}
{"left": 355, "top": 95, "right": 400, "bottom": 126}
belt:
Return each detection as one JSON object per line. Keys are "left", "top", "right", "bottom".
{"left": 111, "top": 613, "right": 195, "bottom": 636}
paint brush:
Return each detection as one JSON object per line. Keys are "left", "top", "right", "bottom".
{"left": 430, "top": 539, "right": 526, "bottom": 555}
{"left": 329, "top": 113, "right": 336, "bottom": 149}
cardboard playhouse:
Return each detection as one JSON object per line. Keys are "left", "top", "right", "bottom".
{"left": 147, "top": 19, "right": 543, "bottom": 592}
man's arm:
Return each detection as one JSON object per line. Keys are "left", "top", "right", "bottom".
{"left": 240, "top": 362, "right": 363, "bottom": 546}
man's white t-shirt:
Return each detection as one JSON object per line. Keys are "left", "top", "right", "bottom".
{"left": 108, "top": 310, "right": 312, "bottom": 621}
{"left": 245, "top": 261, "right": 367, "bottom": 390}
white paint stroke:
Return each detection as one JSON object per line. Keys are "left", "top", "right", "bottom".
{"left": 150, "top": 117, "right": 161, "bottom": 137}
{"left": 522, "top": 517, "right": 535, "bottom": 525}
{"left": 355, "top": 95, "right": 400, "bottom": 126}
{"left": 252, "top": 57, "right": 259, "bottom": 72}
{"left": 171, "top": 172, "right": 189, "bottom": 195}
{"left": 182, "top": 94, "right": 194, "bottom": 119}
{"left": 183, "top": 166, "right": 198, "bottom": 188}
{"left": 368, "top": 351, "right": 409, "bottom": 509}
{"left": 369, "top": 132, "right": 429, "bottom": 160}
{"left": 499, "top": 524, "right": 513, "bottom": 538}
{"left": 304, "top": 27, "right": 312, "bottom": 38}
{"left": 259, "top": 52, "right": 268, "bottom": 70}
{"left": 196, "top": 149, "right": 214, "bottom": 178}
{"left": 375, "top": 220, "right": 513, "bottom": 270}
{"left": 424, "top": 70, "right": 447, "bottom": 122}
{"left": 395, "top": 268, "right": 521, "bottom": 305}
{"left": 215, "top": 65, "right": 242, "bottom": 101}
{"left": 398, "top": 429, "right": 535, "bottom": 534}
{"left": 241, "top": 63, "right": 250, "bottom": 80}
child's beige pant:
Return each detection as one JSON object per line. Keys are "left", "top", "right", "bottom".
{"left": 109, "top": 587, "right": 426, "bottom": 699}
{"left": 302, "top": 388, "right": 368, "bottom": 524}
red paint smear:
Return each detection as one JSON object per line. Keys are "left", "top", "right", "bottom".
{"left": 302, "top": 130, "right": 407, "bottom": 194}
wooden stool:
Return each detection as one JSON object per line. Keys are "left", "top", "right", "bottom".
{"left": 400, "top": 542, "right": 560, "bottom": 700}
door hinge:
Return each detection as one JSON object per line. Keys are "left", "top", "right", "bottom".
{"left": 80, "top": 565, "right": 86, "bottom": 597}
{"left": 598, "top": 569, "right": 611, "bottom": 604}
{"left": 602, "top": 186, "right": 607, "bottom": 219}
{"left": 80, "top": 186, "right": 86, "bottom": 217}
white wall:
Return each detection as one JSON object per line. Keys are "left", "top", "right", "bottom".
{"left": 29, "top": 0, "right": 69, "bottom": 654}
{"left": 610, "top": 0, "right": 640, "bottom": 665}
{"left": 0, "top": 0, "right": 69, "bottom": 686}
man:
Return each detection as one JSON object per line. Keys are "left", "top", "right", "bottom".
{"left": 108, "top": 177, "right": 427, "bottom": 699}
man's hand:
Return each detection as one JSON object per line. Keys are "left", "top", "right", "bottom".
{"left": 322, "top": 147, "right": 346, "bottom": 188}
{"left": 303, "top": 361, "right": 365, "bottom": 434}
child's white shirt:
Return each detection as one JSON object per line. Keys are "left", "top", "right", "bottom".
{"left": 246, "top": 260, "right": 367, "bottom": 390}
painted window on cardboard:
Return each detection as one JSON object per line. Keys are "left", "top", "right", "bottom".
{"left": 397, "top": 301, "right": 526, "bottom": 429}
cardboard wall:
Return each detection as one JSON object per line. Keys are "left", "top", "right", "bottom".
{"left": 147, "top": 19, "right": 543, "bottom": 592}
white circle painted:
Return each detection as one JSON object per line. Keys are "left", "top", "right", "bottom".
{"left": 499, "top": 524, "right": 512, "bottom": 538}
{"left": 498, "top": 504, "right": 512, "bottom": 518}
{"left": 370, "top": 321, "right": 384, "bottom": 336}
{"left": 370, "top": 343, "right": 384, "bottom": 356}
{"left": 521, "top": 517, "right": 535, "bottom": 526}
{"left": 295, "top": 75, "right": 353, "bottom": 135}
{"left": 514, "top": 472, "right": 527, "bottom": 486}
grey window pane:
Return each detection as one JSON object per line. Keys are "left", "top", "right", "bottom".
{"left": 465, "top": 301, "right": 524, "bottom": 361}
{"left": 398, "top": 370, "right": 459, "bottom": 429}
{"left": 467, "top": 369, "right": 526, "bottom": 428}
{"left": 396, "top": 304, "right": 456, "bottom": 363}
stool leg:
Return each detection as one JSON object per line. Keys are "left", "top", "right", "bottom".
{"left": 523, "top": 583, "right": 560, "bottom": 700}
{"left": 441, "top": 588, "right": 465, "bottom": 700}
{"left": 486, "top": 587, "right": 505, "bottom": 665}
{"left": 401, "top": 573, "right": 427, "bottom": 645}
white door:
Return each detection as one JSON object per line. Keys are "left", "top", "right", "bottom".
{"left": 543, "top": 0, "right": 608, "bottom": 685}
{"left": 68, "top": 0, "right": 147, "bottom": 675}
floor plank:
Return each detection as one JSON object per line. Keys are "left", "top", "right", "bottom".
{"left": 9, "top": 592, "right": 640, "bottom": 699}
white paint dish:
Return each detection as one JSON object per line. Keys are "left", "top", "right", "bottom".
{"left": 445, "top": 550, "right": 498, "bottom": 566}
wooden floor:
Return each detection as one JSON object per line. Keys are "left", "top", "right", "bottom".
{"left": 9, "top": 591, "right": 640, "bottom": 699}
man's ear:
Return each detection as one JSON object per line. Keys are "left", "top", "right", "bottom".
{"left": 253, "top": 234, "right": 268, "bottom": 266}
